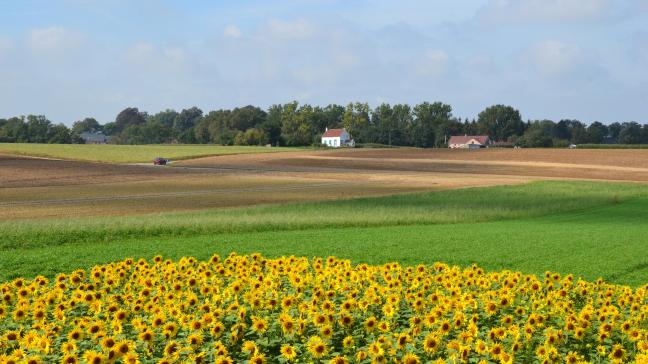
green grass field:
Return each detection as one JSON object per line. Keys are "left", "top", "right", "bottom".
{"left": 2, "top": 181, "right": 647, "bottom": 286}
{"left": 0, "top": 143, "right": 302, "bottom": 163}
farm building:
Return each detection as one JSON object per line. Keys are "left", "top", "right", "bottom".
{"left": 79, "top": 131, "right": 109, "bottom": 144}
{"left": 448, "top": 135, "right": 491, "bottom": 149}
{"left": 322, "top": 128, "right": 353, "bottom": 148}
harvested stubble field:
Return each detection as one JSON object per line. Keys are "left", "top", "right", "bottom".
{"left": 0, "top": 151, "right": 531, "bottom": 219}
{"left": 177, "top": 148, "right": 648, "bottom": 183}
{"left": 1, "top": 146, "right": 648, "bottom": 287}
{"left": 0, "top": 165, "right": 427, "bottom": 220}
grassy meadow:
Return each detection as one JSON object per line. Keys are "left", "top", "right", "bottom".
{"left": 2, "top": 180, "right": 648, "bottom": 286}
{"left": 0, "top": 143, "right": 302, "bottom": 163}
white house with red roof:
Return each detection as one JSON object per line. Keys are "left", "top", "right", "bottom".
{"left": 322, "top": 128, "right": 352, "bottom": 148}
{"left": 448, "top": 135, "right": 491, "bottom": 149}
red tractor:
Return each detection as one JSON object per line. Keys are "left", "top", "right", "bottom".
{"left": 153, "top": 157, "right": 168, "bottom": 166}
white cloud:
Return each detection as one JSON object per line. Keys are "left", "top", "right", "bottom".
{"left": 0, "top": 36, "right": 13, "bottom": 50}
{"left": 223, "top": 25, "right": 242, "bottom": 39}
{"left": 639, "top": 46, "right": 648, "bottom": 65}
{"left": 292, "top": 66, "right": 331, "bottom": 84}
{"left": 416, "top": 49, "right": 450, "bottom": 77}
{"left": 521, "top": 40, "right": 583, "bottom": 76}
{"left": 262, "top": 18, "right": 317, "bottom": 40}
{"left": 0, "top": 36, "right": 13, "bottom": 59}
{"left": 478, "top": 0, "right": 612, "bottom": 23}
{"left": 124, "top": 43, "right": 184, "bottom": 63}
{"left": 162, "top": 47, "right": 186, "bottom": 63}
{"left": 464, "top": 55, "right": 498, "bottom": 76}
{"left": 28, "top": 26, "right": 84, "bottom": 54}
{"left": 124, "top": 42, "right": 155, "bottom": 63}
{"left": 634, "top": 33, "right": 648, "bottom": 65}
{"left": 123, "top": 43, "right": 190, "bottom": 73}
{"left": 332, "top": 51, "right": 361, "bottom": 68}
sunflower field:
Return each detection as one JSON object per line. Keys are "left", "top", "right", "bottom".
{"left": 1, "top": 253, "right": 647, "bottom": 364}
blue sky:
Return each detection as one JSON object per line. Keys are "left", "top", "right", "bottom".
{"left": 0, "top": 0, "right": 647, "bottom": 125}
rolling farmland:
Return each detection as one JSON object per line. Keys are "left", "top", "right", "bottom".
{"left": 2, "top": 145, "right": 648, "bottom": 364}
{"left": 1, "top": 146, "right": 648, "bottom": 286}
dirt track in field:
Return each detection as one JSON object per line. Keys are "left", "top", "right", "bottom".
{"left": 3, "top": 148, "right": 648, "bottom": 220}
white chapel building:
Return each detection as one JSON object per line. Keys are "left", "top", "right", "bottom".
{"left": 321, "top": 128, "right": 353, "bottom": 148}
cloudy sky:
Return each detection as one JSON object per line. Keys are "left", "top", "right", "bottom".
{"left": 1, "top": 0, "right": 647, "bottom": 125}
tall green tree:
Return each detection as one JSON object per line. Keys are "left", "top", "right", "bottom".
{"left": 553, "top": 120, "right": 572, "bottom": 141}
{"left": 262, "top": 105, "right": 283, "bottom": 146}
{"left": 391, "top": 104, "right": 413, "bottom": 146}
{"left": 193, "top": 117, "right": 212, "bottom": 144}
{"left": 409, "top": 102, "right": 452, "bottom": 147}
{"left": 102, "top": 122, "right": 118, "bottom": 136}
{"left": 72, "top": 118, "right": 102, "bottom": 135}
{"left": 608, "top": 122, "right": 622, "bottom": 140}
{"left": 342, "top": 102, "right": 370, "bottom": 142}
{"left": 148, "top": 109, "right": 179, "bottom": 129}
{"left": 321, "top": 104, "right": 345, "bottom": 130}
{"left": 371, "top": 103, "right": 394, "bottom": 145}
{"left": 586, "top": 121, "right": 608, "bottom": 144}
{"left": 619, "top": 122, "right": 642, "bottom": 144}
{"left": 115, "top": 107, "right": 147, "bottom": 132}
{"left": 462, "top": 118, "right": 478, "bottom": 135}
{"left": 204, "top": 110, "right": 235, "bottom": 145}
{"left": 371, "top": 103, "right": 412, "bottom": 146}
{"left": 280, "top": 102, "right": 312, "bottom": 146}
{"left": 641, "top": 125, "right": 648, "bottom": 144}
{"left": 0, "top": 117, "right": 28, "bottom": 142}
{"left": 173, "top": 107, "right": 203, "bottom": 143}
{"left": 148, "top": 109, "right": 178, "bottom": 142}
{"left": 517, "top": 120, "right": 554, "bottom": 147}
{"left": 570, "top": 121, "right": 588, "bottom": 144}
{"left": 234, "top": 128, "right": 267, "bottom": 145}
{"left": 229, "top": 106, "right": 266, "bottom": 131}
{"left": 477, "top": 105, "right": 524, "bottom": 141}
{"left": 26, "top": 115, "right": 53, "bottom": 143}
{"left": 48, "top": 124, "right": 73, "bottom": 144}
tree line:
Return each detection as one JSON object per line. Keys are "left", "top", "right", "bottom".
{"left": 1, "top": 102, "right": 646, "bottom": 147}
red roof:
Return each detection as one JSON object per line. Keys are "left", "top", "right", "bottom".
{"left": 322, "top": 128, "right": 346, "bottom": 138}
{"left": 448, "top": 135, "right": 490, "bottom": 145}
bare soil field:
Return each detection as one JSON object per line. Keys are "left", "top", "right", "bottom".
{"left": 331, "top": 148, "right": 648, "bottom": 168}
{"left": 0, "top": 154, "right": 203, "bottom": 188}
{"left": 178, "top": 148, "right": 648, "bottom": 183}
{"left": 0, "top": 153, "right": 458, "bottom": 219}
{"left": 4, "top": 147, "right": 648, "bottom": 220}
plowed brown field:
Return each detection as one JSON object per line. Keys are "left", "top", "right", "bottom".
{"left": 3, "top": 148, "right": 648, "bottom": 219}
{"left": 178, "top": 148, "right": 648, "bottom": 182}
